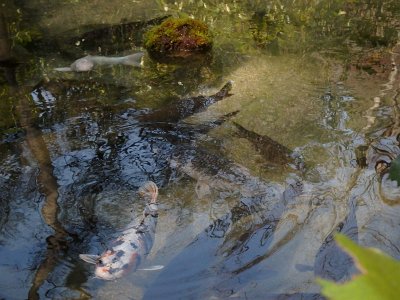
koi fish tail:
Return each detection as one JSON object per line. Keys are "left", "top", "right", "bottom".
{"left": 121, "top": 52, "right": 144, "bottom": 67}
{"left": 138, "top": 181, "right": 159, "bottom": 204}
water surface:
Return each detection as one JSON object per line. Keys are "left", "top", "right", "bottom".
{"left": 1, "top": 1, "right": 400, "bottom": 299}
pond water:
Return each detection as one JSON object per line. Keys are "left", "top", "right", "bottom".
{"left": 1, "top": 1, "right": 400, "bottom": 299}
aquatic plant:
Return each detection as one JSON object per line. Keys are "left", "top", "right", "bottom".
{"left": 250, "top": 5, "right": 286, "bottom": 51}
{"left": 143, "top": 17, "right": 213, "bottom": 59}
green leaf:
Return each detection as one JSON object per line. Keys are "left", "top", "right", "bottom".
{"left": 317, "top": 234, "right": 400, "bottom": 300}
{"left": 388, "top": 155, "right": 400, "bottom": 185}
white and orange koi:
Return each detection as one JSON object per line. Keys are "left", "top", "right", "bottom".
{"left": 79, "top": 181, "right": 162, "bottom": 280}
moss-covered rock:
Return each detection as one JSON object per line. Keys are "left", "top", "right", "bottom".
{"left": 143, "top": 17, "right": 212, "bottom": 61}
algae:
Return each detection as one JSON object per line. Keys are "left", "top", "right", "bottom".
{"left": 143, "top": 17, "right": 213, "bottom": 59}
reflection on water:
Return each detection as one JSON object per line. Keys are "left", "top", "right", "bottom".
{"left": 1, "top": 0, "right": 400, "bottom": 299}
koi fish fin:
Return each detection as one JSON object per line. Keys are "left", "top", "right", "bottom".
{"left": 79, "top": 254, "right": 100, "bottom": 264}
{"left": 54, "top": 67, "right": 73, "bottom": 72}
{"left": 138, "top": 265, "right": 164, "bottom": 271}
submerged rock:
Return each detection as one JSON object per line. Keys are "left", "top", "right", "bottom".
{"left": 143, "top": 17, "right": 212, "bottom": 61}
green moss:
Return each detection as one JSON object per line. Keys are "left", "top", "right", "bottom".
{"left": 250, "top": 8, "right": 286, "bottom": 50}
{"left": 143, "top": 17, "right": 212, "bottom": 58}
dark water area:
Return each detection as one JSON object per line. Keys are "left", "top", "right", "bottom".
{"left": 1, "top": 1, "right": 400, "bottom": 299}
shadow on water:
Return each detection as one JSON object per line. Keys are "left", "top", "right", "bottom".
{"left": 313, "top": 200, "right": 358, "bottom": 282}
{"left": 1, "top": 11, "right": 75, "bottom": 299}
{"left": 18, "top": 100, "right": 72, "bottom": 300}
{"left": 13, "top": 59, "right": 75, "bottom": 300}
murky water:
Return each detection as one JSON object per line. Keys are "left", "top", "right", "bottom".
{"left": 1, "top": 1, "right": 400, "bottom": 299}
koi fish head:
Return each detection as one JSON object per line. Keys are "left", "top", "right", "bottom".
{"left": 214, "top": 80, "right": 233, "bottom": 99}
{"left": 81, "top": 246, "right": 150, "bottom": 281}
{"left": 80, "top": 249, "right": 136, "bottom": 280}
{"left": 92, "top": 253, "right": 123, "bottom": 280}
{"left": 71, "top": 56, "right": 94, "bottom": 72}
{"left": 94, "top": 250, "right": 122, "bottom": 280}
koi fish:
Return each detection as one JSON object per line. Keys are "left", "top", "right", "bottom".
{"left": 138, "top": 81, "right": 233, "bottom": 125}
{"left": 233, "top": 122, "right": 293, "bottom": 166}
{"left": 55, "top": 52, "right": 144, "bottom": 72}
{"left": 79, "top": 181, "right": 162, "bottom": 280}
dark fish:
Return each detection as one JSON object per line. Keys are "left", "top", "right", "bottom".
{"left": 138, "top": 81, "right": 233, "bottom": 125}
{"left": 170, "top": 145, "right": 286, "bottom": 199}
{"left": 80, "top": 181, "right": 161, "bottom": 280}
{"left": 234, "top": 122, "right": 293, "bottom": 165}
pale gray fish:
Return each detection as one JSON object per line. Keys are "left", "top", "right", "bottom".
{"left": 55, "top": 52, "right": 144, "bottom": 72}
{"left": 79, "top": 181, "right": 162, "bottom": 280}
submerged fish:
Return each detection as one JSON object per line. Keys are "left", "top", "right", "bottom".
{"left": 79, "top": 181, "right": 161, "bottom": 280}
{"left": 233, "top": 122, "right": 293, "bottom": 165}
{"left": 55, "top": 52, "right": 144, "bottom": 72}
{"left": 138, "top": 81, "right": 233, "bottom": 125}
